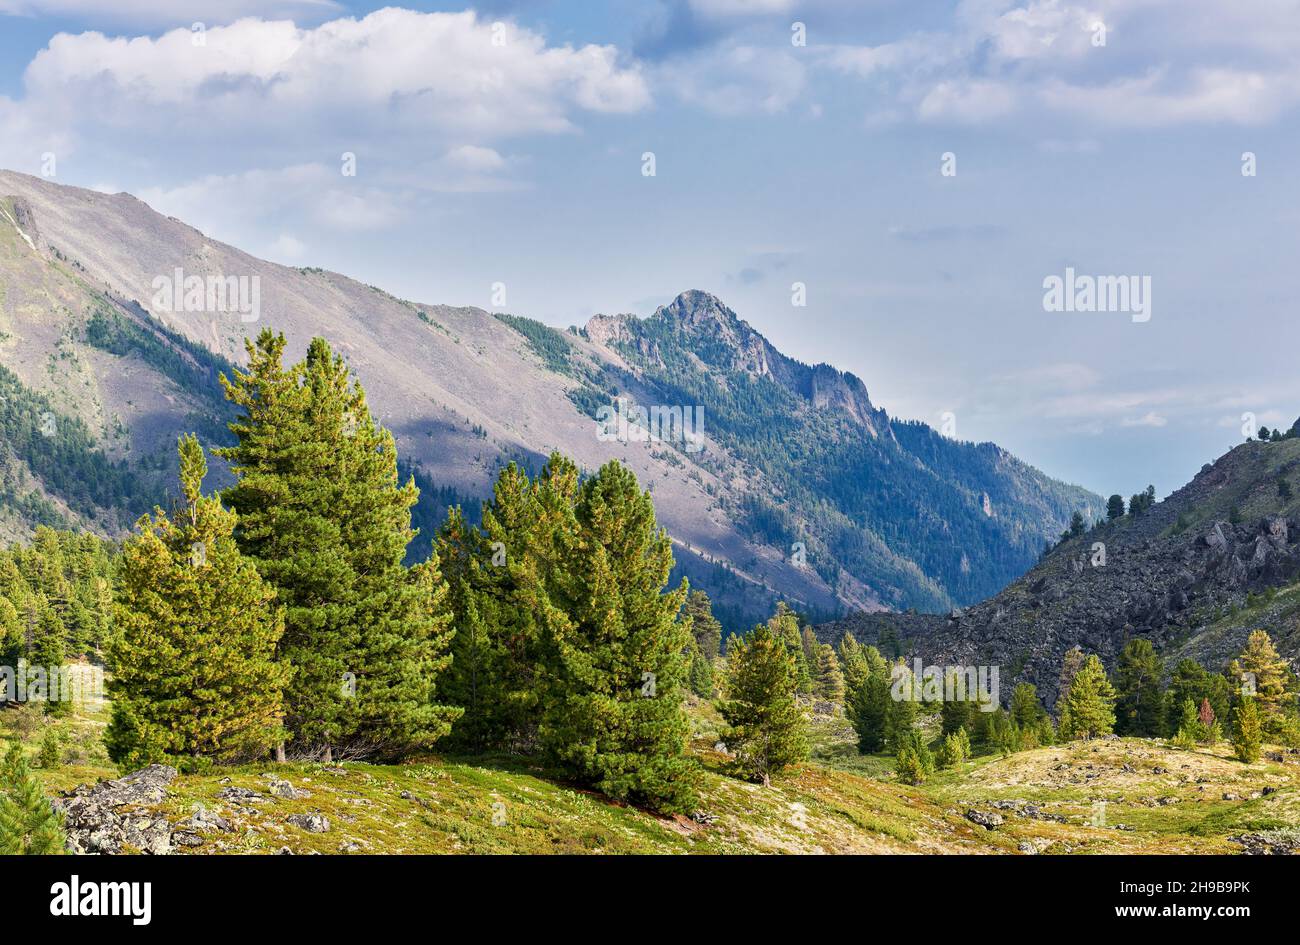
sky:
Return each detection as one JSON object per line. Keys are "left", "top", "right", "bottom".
{"left": 1, "top": 0, "right": 1297, "bottom": 501}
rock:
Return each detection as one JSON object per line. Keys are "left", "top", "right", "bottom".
{"left": 1223, "top": 792, "right": 1241, "bottom": 801}
{"left": 188, "top": 804, "right": 232, "bottom": 833}
{"left": 54, "top": 765, "right": 179, "bottom": 855}
{"left": 267, "top": 779, "right": 311, "bottom": 800}
{"left": 1230, "top": 830, "right": 1300, "bottom": 855}
{"left": 964, "top": 809, "right": 1003, "bottom": 830}
{"left": 172, "top": 831, "right": 204, "bottom": 847}
{"left": 286, "top": 813, "right": 331, "bottom": 833}
{"left": 399, "top": 790, "right": 413, "bottom": 799}
{"left": 690, "top": 810, "right": 718, "bottom": 826}
{"left": 218, "top": 786, "right": 266, "bottom": 804}
{"left": 1152, "top": 766, "right": 1167, "bottom": 774}
{"left": 338, "top": 840, "right": 363, "bottom": 853}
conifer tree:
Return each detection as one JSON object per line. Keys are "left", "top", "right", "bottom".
{"left": 540, "top": 460, "right": 696, "bottom": 811}
{"left": 1058, "top": 654, "right": 1117, "bottom": 740}
{"left": 1163, "top": 659, "right": 1232, "bottom": 737}
{"left": 1115, "top": 638, "right": 1164, "bottom": 736}
{"left": 0, "top": 743, "right": 65, "bottom": 854}
{"left": 436, "top": 460, "right": 574, "bottom": 750}
{"left": 1009, "top": 681, "right": 1042, "bottom": 730}
{"left": 847, "top": 645, "right": 890, "bottom": 751}
{"left": 682, "top": 590, "right": 722, "bottom": 661}
{"left": 941, "top": 669, "right": 975, "bottom": 735}
{"left": 218, "top": 331, "right": 459, "bottom": 759}
{"left": 1232, "top": 696, "right": 1262, "bottom": 763}
{"left": 1055, "top": 645, "right": 1086, "bottom": 712}
{"left": 814, "top": 643, "right": 845, "bottom": 705}
{"left": 1229, "top": 630, "right": 1293, "bottom": 730}
{"left": 837, "top": 634, "right": 869, "bottom": 701}
{"left": 884, "top": 660, "right": 918, "bottom": 749}
{"left": 29, "top": 605, "right": 66, "bottom": 716}
{"left": 106, "top": 436, "right": 290, "bottom": 769}
{"left": 688, "top": 645, "right": 715, "bottom": 698}
{"left": 895, "top": 731, "right": 933, "bottom": 785}
{"left": 718, "top": 624, "right": 808, "bottom": 786}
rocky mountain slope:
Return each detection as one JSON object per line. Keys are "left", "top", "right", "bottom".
{"left": 0, "top": 169, "right": 1097, "bottom": 627}
{"left": 821, "top": 435, "right": 1300, "bottom": 703}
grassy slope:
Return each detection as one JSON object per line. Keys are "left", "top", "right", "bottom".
{"left": 12, "top": 691, "right": 1300, "bottom": 855}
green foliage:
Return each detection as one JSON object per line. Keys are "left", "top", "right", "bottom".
{"left": 493, "top": 312, "right": 574, "bottom": 376}
{"left": 0, "top": 742, "right": 65, "bottom": 854}
{"left": 682, "top": 590, "right": 722, "bottom": 660}
{"left": 1107, "top": 494, "right": 1125, "bottom": 519}
{"left": 814, "top": 643, "right": 846, "bottom": 705}
{"left": 847, "top": 645, "right": 890, "bottom": 752}
{"left": 0, "top": 363, "right": 160, "bottom": 520}
{"left": 1163, "top": 659, "right": 1232, "bottom": 737}
{"left": 1229, "top": 630, "right": 1295, "bottom": 732}
{"left": 895, "top": 731, "right": 933, "bottom": 785}
{"left": 1115, "top": 638, "right": 1165, "bottom": 736}
{"left": 688, "top": 646, "right": 715, "bottom": 698}
{"left": 106, "top": 436, "right": 290, "bottom": 769}
{"left": 935, "top": 729, "right": 968, "bottom": 769}
{"left": 217, "top": 330, "right": 459, "bottom": 759}
{"left": 1058, "top": 654, "right": 1117, "bottom": 740}
{"left": 1233, "top": 696, "right": 1262, "bottom": 764}
{"left": 435, "top": 458, "right": 577, "bottom": 751}
{"left": 1009, "top": 682, "right": 1043, "bottom": 730}
{"left": 719, "top": 624, "right": 809, "bottom": 786}
{"left": 539, "top": 460, "right": 697, "bottom": 812}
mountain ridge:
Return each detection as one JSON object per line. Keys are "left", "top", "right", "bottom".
{"left": 0, "top": 168, "right": 1098, "bottom": 628}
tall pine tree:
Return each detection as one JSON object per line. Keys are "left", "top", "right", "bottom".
{"left": 106, "top": 435, "right": 290, "bottom": 768}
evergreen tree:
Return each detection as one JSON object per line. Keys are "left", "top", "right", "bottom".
{"left": 768, "top": 604, "right": 812, "bottom": 695}
{"left": 435, "top": 458, "right": 577, "bottom": 751}
{"left": 1229, "top": 630, "right": 1293, "bottom": 730}
{"left": 106, "top": 436, "right": 290, "bottom": 769}
{"left": 1115, "top": 638, "right": 1164, "bottom": 736}
{"left": 540, "top": 460, "right": 696, "bottom": 812}
{"left": 1009, "top": 682, "right": 1042, "bottom": 730}
{"left": 883, "top": 660, "right": 918, "bottom": 749}
{"left": 837, "top": 635, "right": 869, "bottom": 702}
{"left": 29, "top": 605, "right": 66, "bottom": 716}
{"left": 1163, "top": 658, "right": 1232, "bottom": 737}
{"left": 681, "top": 590, "right": 722, "bottom": 661}
{"left": 1058, "top": 654, "right": 1117, "bottom": 740}
{"left": 847, "top": 646, "right": 890, "bottom": 751}
{"left": 895, "top": 731, "right": 933, "bottom": 785}
{"left": 0, "top": 743, "right": 65, "bottom": 854}
{"left": 1232, "top": 696, "right": 1262, "bottom": 764}
{"left": 688, "top": 645, "right": 715, "bottom": 698}
{"left": 718, "top": 625, "right": 808, "bottom": 786}
{"left": 218, "top": 331, "right": 459, "bottom": 759}
{"left": 941, "top": 669, "right": 975, "bottom": 735}
{"left": 1056, "top": 645, "right": 1086, "bottom": 712}
{"left": 1106, "top": 494, "right": 1125, "bottom": 520}
{"left": 814, "top": 643, "right": 845, "bottom": 705}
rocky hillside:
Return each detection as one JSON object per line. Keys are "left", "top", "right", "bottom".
{"left": 0, "top": 169, "right": 1097, "bottom": 627}
{"left": 821, "top": 435, "right": 1300, "bottom": 703}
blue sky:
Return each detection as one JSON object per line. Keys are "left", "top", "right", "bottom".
{"left": 1, "top": 0, "right": 1298, "bottom": 500}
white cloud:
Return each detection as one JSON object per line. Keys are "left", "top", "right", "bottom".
{"left": 817, "top": 0, "right": 1300, "bottom": 127}
{"left": 659, "top": 44, "right": 806, "bottom": 114}
{"left": 1121, "top": 411, "right": 1168, "bottom": 428}
{"left": 0, "top": 0, "right": 340, "bottom": 26}
{"left": 15, "top": 9, "right": 650, "bottom": 159}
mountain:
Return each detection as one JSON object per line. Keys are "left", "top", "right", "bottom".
{"left": 0, "top": 169, "right": 1098, "bottom": 627}
{"left": 820, "top": 433, "right": 1300, "bottom": 704}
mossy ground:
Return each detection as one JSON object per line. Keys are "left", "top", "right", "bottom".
{"left": 8, "top": 691, "right": 1300, "bottom": 854}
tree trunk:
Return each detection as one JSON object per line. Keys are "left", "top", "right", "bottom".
{"left": 275, "top": 743, "right": 286, "bottom": 763}
{"left": 322, "top": 745, "right": 333, "bottom": 764}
